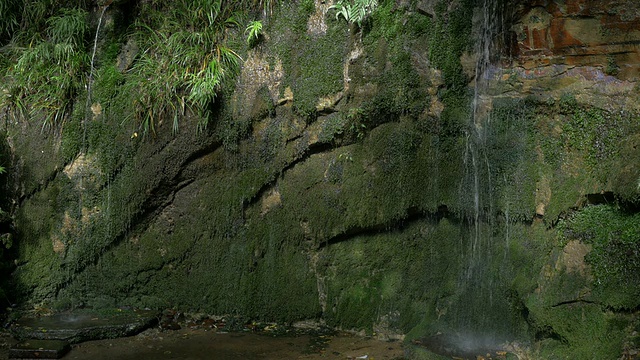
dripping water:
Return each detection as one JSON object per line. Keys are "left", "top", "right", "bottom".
{"left": 84, "top": 4, "right": 109, "bottom": 153}
{"left": 79, "top": 4, "right": 109, "bottom": 231}
{"left": 88, "top": 5, "right": 108, "bottom": 108}
{"left": 75, "top": 4, "right": 109, "bottom": 302}
{"left": 79, "top": 3, "right": 109, "bottom": 218}
{"left": 452, "top": 0, "right": 511, "bottom": 349}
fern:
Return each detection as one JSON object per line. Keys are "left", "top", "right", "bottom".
{"left": 245, "top": 20, "right": 263, "bottom": 47}
{"left": 330, "top": 0, "right": 378, "bottom": 27}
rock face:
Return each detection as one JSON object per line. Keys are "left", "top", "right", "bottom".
{"left": 10, "top": 309, "right": 158, "bottom": 343}
{"left": 512, "top": 0, "right": 640, "bottom": 79}
{"left": 1, "top": 0, "right": 639, "bottom": 359}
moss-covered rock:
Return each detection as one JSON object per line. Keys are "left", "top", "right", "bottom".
{"left": 3, "top": 1, "right": 640, "bottom": 359}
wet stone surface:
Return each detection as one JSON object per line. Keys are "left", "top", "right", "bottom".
{"left": 1, "top": 313, "right": 406, "bottom": 359}
{"left": 63, "top": 328, "right": 406, "bottom": 360}
{"left": 9, "top": 339, "right": 70, "bottom": 359}
{"left": 9, "top": 309, "right": 159, "bottom": 344}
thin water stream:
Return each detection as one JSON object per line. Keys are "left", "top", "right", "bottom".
{"left": 446, "top": 0, "right": 513, "bottom": 354}
{"left": 87, "top": 4, "right": 109, "bottom": 118}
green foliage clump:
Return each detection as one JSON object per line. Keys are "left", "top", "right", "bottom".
{"left": 0, "top": 0, "right": 21, "bottom": 41}
{"left": 0, "top": 0, "right": 283, "bottom": 137}
{"left": 1, "top": 6, "right": 88, "bottom": 129}
{"left": 530, "top": 300, "right": 628, "bottom": 360}
{"left": 245, "top": 20, "right": 263, "bottom": 47}
{"left": 523, "top": 205, "right": 636, "bottom": 359}
{"left": 560, "top": 204, "right": 640, "bottom": 309}
{"left": 553, "top": 94, "right": 628, "bottom": 170}
{"left": 329, "top": 0, "right": 378, "bottom": 27}
{"left": 126, "top": 0, "right": 242, "bottom": 134}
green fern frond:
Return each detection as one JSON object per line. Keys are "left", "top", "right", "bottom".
{"left": 329, "top": 0, "right": 378, "bottom": 27}
{"left": 245, "top": 20, "right": 263, "bottom": 47}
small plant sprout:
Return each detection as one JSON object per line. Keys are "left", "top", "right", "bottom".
{"left": 245, "top": 20, "right": 263, "bottom": 47}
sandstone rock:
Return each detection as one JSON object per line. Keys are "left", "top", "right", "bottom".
{"left": 512, "top": 0, "right": 640, "bottom": 80}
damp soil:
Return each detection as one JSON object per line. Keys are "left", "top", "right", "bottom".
{"left": 0, "top": 327, "right": 406, "bottom": 360}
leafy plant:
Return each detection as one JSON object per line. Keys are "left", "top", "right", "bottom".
{"left": 2, "top": 0, "right": 279, "bottom": 136}
{"left": 46, "top": 7, "right": 88, "bottom": 48}
{"left": 245, "top": 20, "right": 263, "bottom": 47}
{"left": 126, "top": 0, "right": 243, "bottom": 134}
{"left": 0, "top": 0, "right": 20, "bottom": 40}
{"left": 1, "top": 6, "right": 88, "bottom": 130}
{"left": 329, "top": 0, "right": 378, "bottom": 27}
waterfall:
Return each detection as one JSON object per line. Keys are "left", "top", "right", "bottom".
{"left": 84, "top": 4, "right": 109, "bottom": 153}
{"left": 78, "top": 3, "right": 109, "bottom": 254}
{"left": 450, "top": 0, "right": 513, "bottom": 351}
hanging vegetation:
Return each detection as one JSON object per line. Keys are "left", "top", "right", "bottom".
{"left": 0, "top": 0, "right": 280, "bottom": 135}
{"left": 1, "top": 4, "right": 88, "bottom": 130}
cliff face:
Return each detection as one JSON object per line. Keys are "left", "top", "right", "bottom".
{"left": 504, "top": 0, "right": 640, "bottom": 111}
{"left": 513, "top": 0, "right": 640, "bottom": 74}
{"left": 2, "top": 0, "right": 639, "bottom": 358}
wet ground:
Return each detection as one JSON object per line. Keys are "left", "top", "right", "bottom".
{"left": 0, "top": 321, "right": 406, "bottom": 360}
{"left": 63, "top": 328, "right": 405, "bottom": 360}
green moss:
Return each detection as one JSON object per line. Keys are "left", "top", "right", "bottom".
{"left": 530, "top": 301, "right": 627, "bottom": 360}
{"left": 12, "top": 178, "right": 75, "bottom": 301}
{"left": 612, "top": 132, "right": 640, "bottom": 202}
{"left": 318, "top": 113, "right": 348, "bottom": 143}
{"left": 93, "top": 65, "right": 125, "bottom": 106}
{"left": 290, "top": 23, "right": 349, "bottom": 119}
{"left": 560, "top": 205, "right": 640, "bottom": 309}
{"left": 428, "top": 0, "right": 473, "bottom": 92}
{"left": 270, "top": 0, "right": 333, "bottom": 114}
{"left": 358, "top": 50, "right": 427, "bottom": 127}
{"left": 485, "top": 97, "right": 538, "bottom": 219}
{"left": 323, "top": 218, "right": 463, "bottom": 333}
{"left": 523, "top": 204, "right": 640, "bottom": 359}
{"left": 56, "top": 165, "right": 320, "bottom": 321}
{"left": 59, "top": 108, "right": 83, "bottom": 164}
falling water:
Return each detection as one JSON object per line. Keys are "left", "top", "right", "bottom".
{"left": 450, "top": 0, "right": 512, "bottom": 351}
{"left": 88, "top": 5, "right": 109, "bottom": 108}
{"left": 84, "top": 4, "right": 109, "bottom": 153}
{"left": 76, "top": 5, "right": 110, "bottom": 303}
{"left": 78, "top": 3, "right": 109, "bottom": 217}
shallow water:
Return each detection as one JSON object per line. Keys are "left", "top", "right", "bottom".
{"left": 1, "top": 327, "right": 405, "bottom": 360}
{"left": 65, "top": 328, "right": 405, "bottom": 360}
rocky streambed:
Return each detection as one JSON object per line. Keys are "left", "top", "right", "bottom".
{"left": 0, "top": 309, "right": 406, "bottom": 359}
